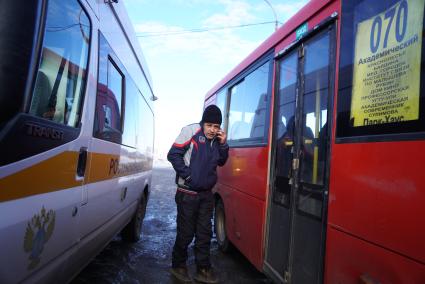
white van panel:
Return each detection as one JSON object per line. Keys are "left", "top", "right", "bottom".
{"left": 0, "top": 187, "right": 81, "bottom": 283}
{"left": 0, "top": 0, "right": 154, "bottom": 282}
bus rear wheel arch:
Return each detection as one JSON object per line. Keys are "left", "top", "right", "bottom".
{"left": 214, "top": 198, "right": 232, "bottom": 252}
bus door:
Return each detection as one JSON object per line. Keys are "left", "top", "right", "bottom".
{"left": 265, "top": 24, "right": 335, "bottom": 284}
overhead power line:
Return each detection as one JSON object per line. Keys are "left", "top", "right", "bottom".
{"left": 136, "top": 21, "right": 282, "bottom": 38}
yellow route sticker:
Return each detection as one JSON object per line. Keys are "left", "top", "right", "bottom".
{"left": 351, "top": 0, "right": 424, "bottom": 126}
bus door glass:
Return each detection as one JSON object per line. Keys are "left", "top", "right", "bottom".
{"left": 265, "top": 51, "right": 297, "bottom": 279}
{"left": 266, "top": 26, "right": 334, "bottom": 283}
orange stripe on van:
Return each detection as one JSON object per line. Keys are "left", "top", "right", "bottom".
{"left": 0, "top": 151, "right": 81, "bottom": 202}
{"left": 85, "top": 152, "right": 121, "bottom": 184}
{"left": 86, "top": 152, "right": 150, "bottom": 182}
{"left": 0, "top": 151, "right": 148, "bottom": 202}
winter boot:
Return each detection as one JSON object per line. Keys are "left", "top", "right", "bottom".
{"left": 170, "top": 266, "right": 192, "bottom": 283}
{"left": 194, "top": 267, "right": 219, "bottom": 283}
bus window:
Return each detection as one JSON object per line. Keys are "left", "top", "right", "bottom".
{"left": 227, "top": 61, "right": 270, "bottom": 144}
{"left": 29, "top": 0, "right": 90, "bottom": 128}
{"left": 337, "top": 0, "right": 425, "bottom": 140}
{"left": 215, "top": 89, "right": 227, "bottom": 130}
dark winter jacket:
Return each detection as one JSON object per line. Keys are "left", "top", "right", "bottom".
{"left": 167, "top": 123, "right": 229, "bottom": 192}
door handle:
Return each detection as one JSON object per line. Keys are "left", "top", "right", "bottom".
{"left": 121, "top": 187, "right": 128, "bottom": 201}
{"left": 292, "top": 158, "right": 299, "bottom": 170}
{"left": 77, "top": 147, "right": 88, "bottom": 178}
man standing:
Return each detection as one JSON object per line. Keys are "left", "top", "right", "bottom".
{"left": 167, "top": 105, "right": 229, "bottom": 283}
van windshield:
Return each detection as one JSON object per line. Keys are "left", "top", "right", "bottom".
{"left": 0, "top": 1, "right": 41, "bottom": 130}
{"left": 29, "top": 0, "right": 91, "bottom": 128}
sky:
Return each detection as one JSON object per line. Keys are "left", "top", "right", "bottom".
{"left": 123, "top": 0, "right": 309, "bottom": 159}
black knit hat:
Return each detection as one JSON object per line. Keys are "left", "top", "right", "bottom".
{"left": 201, "top": 105, "right": 222, "bottom": 125}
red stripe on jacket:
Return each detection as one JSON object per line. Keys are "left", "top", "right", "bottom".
{"left": 172, "top": 128, "right": 202, "bottom": 148}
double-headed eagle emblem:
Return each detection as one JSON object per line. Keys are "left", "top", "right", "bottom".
{"left": 23, "top": 206, "right": 56, "bottom": 270}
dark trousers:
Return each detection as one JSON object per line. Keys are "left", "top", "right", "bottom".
{"left": 172, "top": 190, "right": 214, "bottom": 269}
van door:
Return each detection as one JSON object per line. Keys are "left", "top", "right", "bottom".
{"left": 77, "top": 31, "right": 130, "bottom": 242}
{"left": 265, "top": 23, "right": 335, "bottom": 284}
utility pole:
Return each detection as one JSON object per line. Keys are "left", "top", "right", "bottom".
{"left": 263, "top": 0, "right": 278, "bottom": 31}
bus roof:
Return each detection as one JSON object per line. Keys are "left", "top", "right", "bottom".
{"left": 205, "top": 0, "right": 333, "bottom": 100}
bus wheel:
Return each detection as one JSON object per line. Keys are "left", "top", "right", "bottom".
{"left": 121, "top": 194, "right": 147, "bottom": 242}
{"left": 214, "top": 199, "right": 232, "bottom": 252}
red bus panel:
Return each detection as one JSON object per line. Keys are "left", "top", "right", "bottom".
{"left": 216, "top": 147, "right": 270, "bottom": 270}
{"left": 329, "top": 141, "right": 425, "bottom": 263}
{"left": 325, "top": 227, "right": 425, "bottom": 283}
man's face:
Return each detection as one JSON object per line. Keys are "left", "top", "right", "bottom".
{"left": 203, "top": 122, "right": 220, "bottom": 139}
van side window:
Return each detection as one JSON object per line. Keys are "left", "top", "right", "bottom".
{"left": 136, "top": 93, "right": 155, "bottom": 167}
{"left": 122, "top": 78, "right": 138, "bottom": 148}
{"left": 29, "top": 0, "right": 91, "bottom": 127}
{"left": 94, "top": 34, "right": 124, "bottom": 144}
{"left": 106, "top": 60, "right": 124, "bottom": 130}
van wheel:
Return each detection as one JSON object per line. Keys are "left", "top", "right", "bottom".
{"left": 214, "top": 199, "right": 232, "bottom": 252}
{"left": 121, "top": 194, "right": 147, "bottom": 242}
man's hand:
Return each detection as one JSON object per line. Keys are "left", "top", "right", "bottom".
{"left": 217, "top": 130, "right": 227, "bottom": 144}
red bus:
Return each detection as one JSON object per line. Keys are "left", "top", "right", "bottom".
{"left": 204, "top": 0, "right": 425, "bottom": 283}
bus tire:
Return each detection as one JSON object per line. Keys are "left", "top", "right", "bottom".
{"left": 121, "top": 194, "right": 147, "bottom": 242}
{"left": 214, "top": 199, "right": 232, "bottom": 252}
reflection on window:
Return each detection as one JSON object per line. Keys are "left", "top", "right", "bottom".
{"left": 273, "top": 53, "right": 298, "bottom": 206}
{"left": 94, "top": 58, "right": 123, "bottom": 143}
{"left": 122, "top": 79, "right": 138, "bottom": 147}
{"left": 228, "top": 61, "right": 270, "bottom": 142}
{"left": 300, "top": 33, "right": 329, "bottom": 185}
{"left": 108, "top": 60, "right": 123, "bottom": 115}
{"left": 276, "top": 53, "right": 297, "bottom": 139}
{"left": 136, "top": 94, "right": 155, "bottom": 168}
{"left": 94, "top": 33, "right": 124, "bottom": 144}
{"left": 215, "top": 89, "right": 227, "bottom": 129}
{"left": 29, "top": 0, "right": 90, "bottom": 127}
